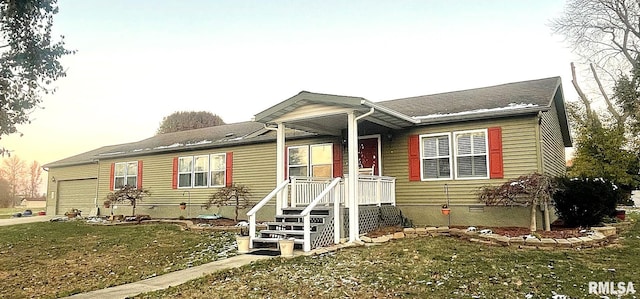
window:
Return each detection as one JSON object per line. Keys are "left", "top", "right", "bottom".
{"left": 454, "top": 130, "right": 488, "bottom": 179}
{"left": 210, "top": 153, "right": 226, "bottom": 187}
{"left": 420, "top": 133, "right": 452, "bottom": 180}
{"left": 178, "top": 157, "right": 193, "bottom": 188}
{"left": 114, "top": 161, "right": 138, "bottom": 189}
{"left": 177, "top": 153, "right": 227, "bottom": 188}
{"left": 288, "top": 144, "right": 332, "bottom": 178}
{"left": 194, "top": 155, "right": 209, "bottom": 187}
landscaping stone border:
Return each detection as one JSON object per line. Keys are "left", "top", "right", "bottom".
{"left": 356, "top": 224, "right": 629, "bottom": 250}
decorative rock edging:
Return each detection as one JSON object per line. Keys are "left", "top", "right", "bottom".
{"left": 357, "top": 225, "right": 627, "bottom": 250}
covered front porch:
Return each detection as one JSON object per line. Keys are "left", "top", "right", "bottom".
{"left": 247, "top": 91, "right": 419, "bottom": 251}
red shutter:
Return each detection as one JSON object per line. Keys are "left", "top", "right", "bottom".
{"left": 172, "top": 157, "right": 178, "bottom": 189}
{"left": 488, "top": 127, "right": 504, "bottom": 179}
{"left": 109, "top": 163, "right": 115, "bottom": 191}
{"left": 137, "top": 160, "right": 143, "bottom": 189}
{"left": 333, "top": 143, "right": 343, "bottom": 178}
{"left": 225, "top": 152, "right": 233, "bottom": 187}
{"left": 408, "top": 135, "right": 421, "bottom": 181}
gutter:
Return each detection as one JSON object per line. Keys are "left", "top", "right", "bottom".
{"left": 415, "top": 107, "right": 549, "bottom": 126}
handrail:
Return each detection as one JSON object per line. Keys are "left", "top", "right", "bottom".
{"left": 247, "top": 179, "right": 289, "bottom": 249}
{"left": 246, "top": 179, "right": 289, "bottom": 216}
{"left": 300, "top": 177, "right": 342, "bottom": 216}
{"left": 301, "top": 177, "right": 342, "bottom": 252}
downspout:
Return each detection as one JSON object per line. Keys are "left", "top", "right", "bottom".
{"left": 536, "top": 111, "right": 551, "bottom": 231}
{"left": 348, "top": 107, "right": 375, "bottom": 242}
{"left": 95, "top": 160, "right": 100, "bottom": 209}
{"left": 356, "top": 107, "right": 375, "bottom": 122}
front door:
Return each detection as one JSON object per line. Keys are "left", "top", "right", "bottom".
{"left": 358, "top": 137, "right": 380, "bottom": 175}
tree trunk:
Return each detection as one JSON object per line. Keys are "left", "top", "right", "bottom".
{"left": 543, "top": 202, "right": 551, "bottom": 231}
{"left": 234, "top": 195, "right": 239, "bottom": 222}
{"left": 529, "top": 204, "right": 537, "bottom": 232}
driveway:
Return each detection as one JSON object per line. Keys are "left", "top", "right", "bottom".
{"left": 0, "top": 215, "right": 54, "bottom": 226}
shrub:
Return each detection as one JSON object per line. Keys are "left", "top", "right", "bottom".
{"left": 205, "top": 183, "right": 251, "bottom": 222}
{"left": 553, "top": 177, "right": 618, "bottom": 227}
{"left": 106, "top": 185, "right": 150, "bottom": 216}
{"left": 478, "top": 173, "right": 556, "bottom": 232}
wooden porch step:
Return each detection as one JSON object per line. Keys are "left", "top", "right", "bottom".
{"left": 281, "top": 207, "right": 331, "bottom": 215}
{"left": 260, "top": 229, "right": 308, "bottom": 235}
{"left": 275, "top": 214, "right": 327, "bottom": 220}
{"left": 264, "top": 221, "right": 322, "bottom": 227}
{"left": 265, "top": 222, "right": 324, "bottom": 230}
{"left": 252, "top": 237, "right": 304, "bottom": 245}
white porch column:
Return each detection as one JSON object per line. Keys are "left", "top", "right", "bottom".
{"left": 275, "top": 122, "right": 286, "bottom": 215}
{"left": 347, "top": 112, "right": 359, "bottom": 241}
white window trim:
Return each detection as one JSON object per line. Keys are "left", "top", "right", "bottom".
{"left": 209, "top": 153, "right": 226, "bottom": 188}
{"left": 453, "top": 129, "right": 489, "bottom": 180}
{"left": 288, "top": 143, "right": 333, "bottom": 178}
{"left": 419, "top": 133, "right": 453, "bottom": 181}
{"left": 310, "top": 143, "right": 333, "bottom": 178}
{"left": 193, "top": 155, "right": 209, "bottom": 188}
{"left": 177, "top": 156, "right": 193, "bottom": 189}
{"left": 114, "top": 161, "right": 138, "bottom": 189}
{"left": 178, "top": 154, "right": 228, "bottom": 188}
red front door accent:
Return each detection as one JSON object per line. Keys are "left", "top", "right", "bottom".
{"left": 358, "top": 137, "right": 379, "bottom": 175}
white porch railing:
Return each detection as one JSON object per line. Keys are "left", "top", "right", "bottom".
{"left": 343, "top": 175, "right": 396, "bottom": 207}
{"left": 291, "top": 175, "right": 396, "bottom": 207}
{"left": 290, "top": 176, "right": 339, "bottom": 207}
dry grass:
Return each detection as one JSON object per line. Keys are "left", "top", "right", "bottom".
{"left": 139, "top": 214, "right": 640, "bottom": 299}
{"left": 0, "top": 221, "right": 236, "bottom": 298}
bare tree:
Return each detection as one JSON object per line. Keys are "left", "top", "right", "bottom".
{"left": 1, "top": 155, "right": 26, "bottom": 205}
{"left": 551, "top": 0, "right": 639, "bottom": 127}
{"left": 25, "top": 161, "right": 43, "bottom": 198}
{"left": 0, "top": 178, "right": 12, "bottom": 208}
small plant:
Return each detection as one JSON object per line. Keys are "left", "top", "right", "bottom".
{"left": 205, "top": 183, "right": 251, "bottom": 222}
{"left": 106, "top": 185, "right": 150, "bottom": 216}
{"left": 103, "top": 200, "right": 111, "bottom": 208}
{"left": 239, "top": 226, "right": 249, "bottom": 236}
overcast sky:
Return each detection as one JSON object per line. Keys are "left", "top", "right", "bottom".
{"left": 3, "top": 0, "right": 579, "bottom": 170}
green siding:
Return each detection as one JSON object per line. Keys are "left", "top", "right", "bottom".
{"left": 46, "top": 163, "right": 98, "bottom": 215}
{"left": 382, "top": 116, "right": 540, "bottom": 206}
{"left": 541, "top": 102, "right": 567, "bottom": 176}
{"left": 97, "top": 137, "right": 339, "bottom": 219}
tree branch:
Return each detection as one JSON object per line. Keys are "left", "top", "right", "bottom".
{"left": 571, "top": 62, "right": 595, "bottom": 120}
{"left": 590, "top": 63, "right": 627, "bottom": 124}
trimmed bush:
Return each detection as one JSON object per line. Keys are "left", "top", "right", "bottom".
{"left": 553, "top": 177, "right": 618, "bottom": 227}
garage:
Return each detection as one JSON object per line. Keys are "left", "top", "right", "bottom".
{"left": 56, "top": 179, "right": 97, "bottom": 215}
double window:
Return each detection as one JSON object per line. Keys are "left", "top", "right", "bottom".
{"left": 178, "top": 153, "right": 226, "bottom": 188}
{"left": 420, "top": 129, "right": 488, "bottom": 180}
{"left": 114, "top": 161, "right": 138, "bottom": 189}
{"left": 288, "top": 144, "right": 333, "bottom": 178}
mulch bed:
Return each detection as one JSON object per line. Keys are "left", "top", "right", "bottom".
{"left": 366, "top": 225, "right": 583, "bottom": 239}
{"left": 191, "top": 217, "right": 239, "bottom": 226}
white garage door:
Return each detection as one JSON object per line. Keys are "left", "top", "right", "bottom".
{"left": 56, "top": 179, "right": 97, "bottom": 215}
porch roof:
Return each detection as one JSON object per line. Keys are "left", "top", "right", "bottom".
{"left": 252, "top": 91, "right": 420, "bottom": 133}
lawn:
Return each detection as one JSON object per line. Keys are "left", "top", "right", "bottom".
{"left": 0, "top": 221, "right": 237, "bottom": 299}
{"left": 138, "top": 214, "right": 640, "bottom": 299}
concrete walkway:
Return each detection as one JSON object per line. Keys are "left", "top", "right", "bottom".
{"left": 0, "top": 215, "right": 53, "bottom": 226}
{"left": 64, "top": 253, "right": 274, "bottom": 299}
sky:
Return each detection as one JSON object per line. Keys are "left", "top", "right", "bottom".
{"left": 3, "top": 0, "right": 580, "bottom": 170}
